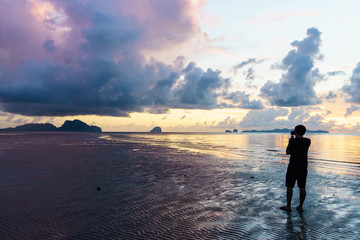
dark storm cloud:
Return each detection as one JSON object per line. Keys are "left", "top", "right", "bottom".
{"left": 175, "top": 63, "right": 230, "bottom": 108}
{"left": 343, "top": 62, "right": 360, "bottom": 104}
{"left": 0, "top": 0, "right": 251, "bottom": 116}
{"left": 260, "top": 27, "right": 322, "bottom": 107}
{"left": 150, "top": 62, "right": 235, "bottom": 110}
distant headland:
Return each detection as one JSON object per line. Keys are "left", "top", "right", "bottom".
{"left": 241, "top": 128, "right": 329, "bottom": 133}
{"left": 0, "top": 119, "right": 102, "bottom": 132}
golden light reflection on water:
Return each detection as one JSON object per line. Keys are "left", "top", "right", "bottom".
{"left": 105, "top": 133, "right": 360, "bottom": 176}
{"left": 308, "top": 134, "right": 360, "bottom": 175}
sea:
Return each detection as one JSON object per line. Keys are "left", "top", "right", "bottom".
{"left": 0, "top": 132, "right": 359, "bottom": 239}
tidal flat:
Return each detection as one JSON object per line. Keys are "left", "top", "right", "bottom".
{"left": 0, "top": 132, "right": 359, "bottom": 239}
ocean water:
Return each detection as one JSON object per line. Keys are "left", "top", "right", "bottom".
{"left": 108, "top": 132, "right": 360, "bottom": 176}
{"left": 0, "top": 132, "right": 359, "bottom": 239}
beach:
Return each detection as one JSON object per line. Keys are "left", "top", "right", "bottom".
{"left": 0, "top": 132, "right": 359, "bottom": 239}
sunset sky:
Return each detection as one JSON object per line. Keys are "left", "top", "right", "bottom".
{"left": 0, "top": 0, "right": 359, "bottom": 132}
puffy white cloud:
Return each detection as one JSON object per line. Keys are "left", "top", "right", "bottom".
{"left": 239, "top": 108, "right": 289, "bottom": 129}
{"left": 261, "top": 27, "right": 322, "bottom": 107}
{"left": 224, "top": 91, "right": 264, "bottom": 110}
{"left": 343, "top": 62, "right": 360, "bottom": 104}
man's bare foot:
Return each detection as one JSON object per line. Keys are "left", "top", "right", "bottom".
{"left": 296, "top": 206, "right": 304, "bottom": 212}
{"left": 280, "top": 206, "right": 292, "bottom": 211}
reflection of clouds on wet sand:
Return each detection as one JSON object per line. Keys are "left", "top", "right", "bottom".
{"left": 0, "top": 132, "right": 359, "bottom": 239}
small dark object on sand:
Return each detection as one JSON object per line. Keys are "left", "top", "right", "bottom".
{"left": 96, "top": 187, "right": 102, "bottom": 191}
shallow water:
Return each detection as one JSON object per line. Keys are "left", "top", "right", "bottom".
{"left": 106, "top": 132, "right": 360, "bottom": 176}
{"left": 0, "top": 132, "right": 359, "bottom": 239}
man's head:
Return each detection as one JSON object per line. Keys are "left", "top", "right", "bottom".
{"left": 295, "top": 125, "right": 306, "bottom": 136}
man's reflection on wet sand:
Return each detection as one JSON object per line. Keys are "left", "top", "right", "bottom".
{"left": 286, "top": 212, "right": 308, "bottom": 239}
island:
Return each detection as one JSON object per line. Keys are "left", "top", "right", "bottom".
{"left": 150, "top": 126, "right": 162, "bottom": 133}
{"left": 0, "top": 119, "right": 102, "bottom": 132}
{"left": 241, "top": 128, "right": 329, "bottom": 133}
{"left": 225, "top": 129, "right": 239, "bottom": 133}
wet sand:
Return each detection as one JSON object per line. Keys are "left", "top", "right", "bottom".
{"left": 0, "top": 132, "right": 359, "bottom": 239}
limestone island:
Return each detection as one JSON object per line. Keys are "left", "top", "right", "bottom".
{"left": 225, "top": 129, "right": 238, "bottom": 133}
{"left": 0, "top": 119, "right": 102, "bottom": 132}
{"left": 150, "top": 126, "right": 162, "bottom": 133}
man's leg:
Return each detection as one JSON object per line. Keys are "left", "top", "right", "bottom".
{"left": 281, "top": 169, "right": 295, "bottom": 211}
{"left": 280, "top": 187, "right": 293, "bottom": 211}
{"left": 298, "top": 188, "right": 306, "bottom": 210}
{"left": 296, "top": 169, "right": 307, "bottom": 211}
{"left": 286, "top": 187, "right": 293, "bottom": 208}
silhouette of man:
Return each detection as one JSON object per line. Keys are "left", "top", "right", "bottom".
{"left": 280, "top": 125, "right": 311, "bottom": 212}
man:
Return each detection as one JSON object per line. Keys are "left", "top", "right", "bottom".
{"left": 280, "top": 125, "right": 311, "bottom": 212}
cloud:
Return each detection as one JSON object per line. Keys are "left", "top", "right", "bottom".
{"left": 327, "top": 71, "right": 346, "bottom": 76}
{"left": 301, "top": 111, "right": 339, "bottom": 131}
{"left": 243, "top": 67, "right": 261, "bottom": 89}
{"left": 213, "top": 106, "right": 352, "bottom": 132}
{"left": 287, "top": 107, "right": 310, "bottom": 122}
{"left": 0, "top": 0, "right": 249, "bottom": 116}
{"left": 245, "top": 68, "right": 256, "bottom": 81}
{"left": 149, "top": 61, "right": 234, "bottom": 110}
{"left": 345, "top": 105, "right": 360, "bottom": 117}
{"left": 233, "top": 58, "right": 264, "bottom": 89}
{"left": 174, "top": 63, "right": 230, "bottom": 109}
{"left": 43, "top": 38, "right": 57, "bottom": 52}
{"left": 260, "top": 27, "right": 322, "bottom": 107}
{"left": 326, "top": 91, "right": 337, "bottom": 100}
{"left": 343, "top": 62, "right": 360, "bottom": 104}
{"left": 224, "top": 91, "right": 264, "bottom": 109}
{"left": 238, "top": 107, "right": 334, "bottom": 131}
{"left": 214, "top": 116, "right": 240, "bottom": 129}
{"left": 233, "top": 58, "right": 265, "bottom": 73}
{"left": 239, "top": 108, "right": 289, "bottom": 129}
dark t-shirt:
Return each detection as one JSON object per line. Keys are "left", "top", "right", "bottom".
{"left": 286, "top": 137, "right": 311, "bottom": 170}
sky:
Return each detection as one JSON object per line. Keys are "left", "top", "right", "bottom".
{"left": 0, "top": 0, "right": 360, "bottom": 132}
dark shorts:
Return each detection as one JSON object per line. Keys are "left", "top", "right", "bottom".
{"left": 286, "top": 168, "right": 307, "bottom": 188}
